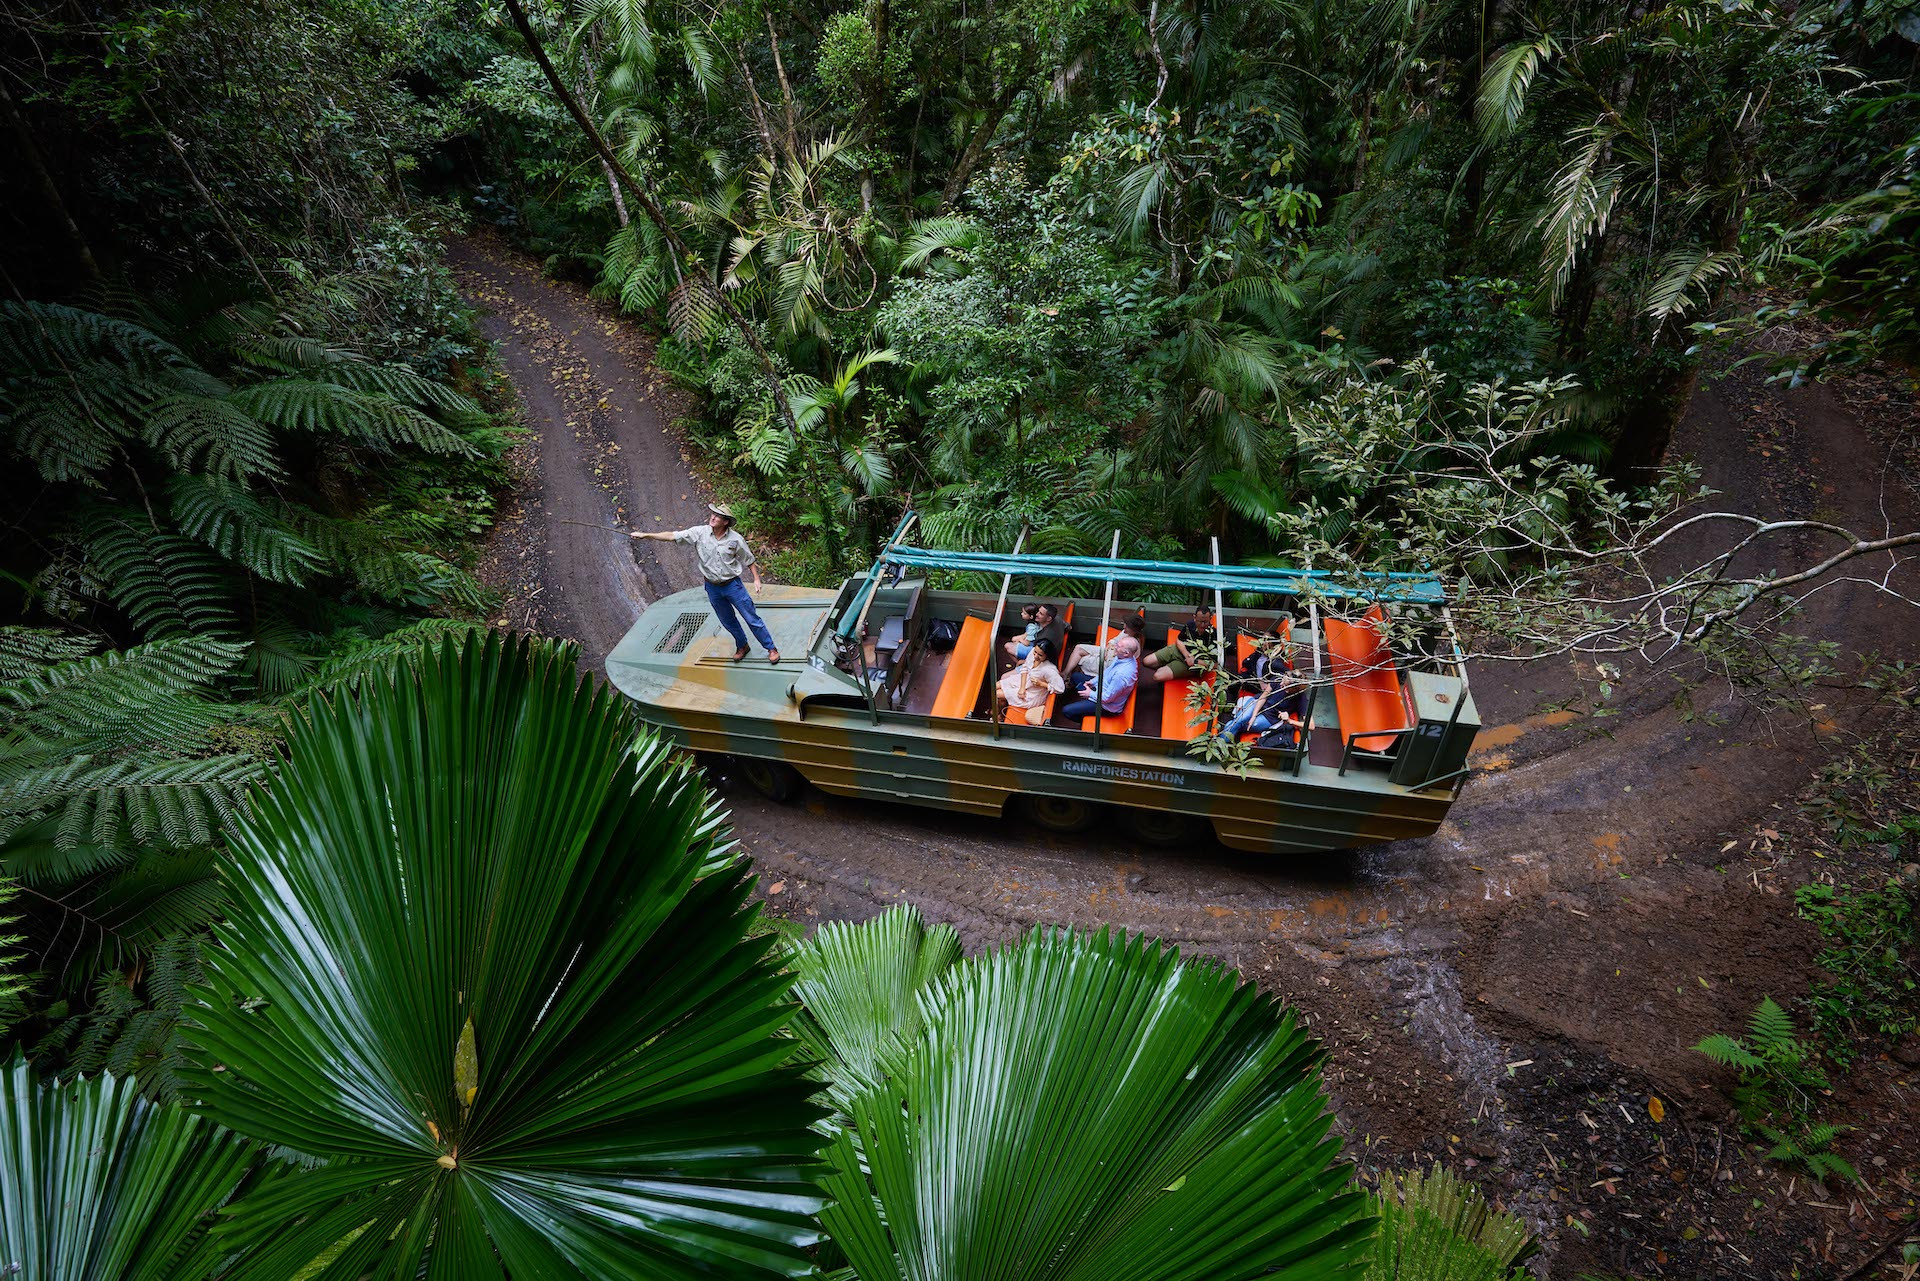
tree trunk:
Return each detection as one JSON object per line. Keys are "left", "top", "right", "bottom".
{"left": 766, "top": 13, "right": 800, "bottom": 157}
{"left": 1607, "top": 355, "right": 1694, "bottom": 485}
{"left": 737, "top": 47, "right": 780, "bottom": 166}
{"left": 1, "top": 81, "right": 104, "bottom": 287}
{"left": 938, "top": 94, "right": 1014, "bottom": 212}
{"left": 1450, "top": 0, "right": 1509, "bottom": 254}
{"left": 600, "top": 156, "right": 632, "bottom": 227}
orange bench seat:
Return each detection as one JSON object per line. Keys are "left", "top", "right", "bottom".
{"left": 1159, "top": 627, "right": 1209, "bottom": 740}
{"left": 931, "top": 615, "right": 993, "bottom": 720}
{"left": 1323, "top": 605, "right": 1410, "bottom": 754}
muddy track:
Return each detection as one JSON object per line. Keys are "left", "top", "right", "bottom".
{"left": 450, "top": 232, "right": 1920, "bottom": 1278}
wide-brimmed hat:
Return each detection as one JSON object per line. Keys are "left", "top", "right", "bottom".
{"left": 707, "top": 502, "right": 735, "bottom": 522}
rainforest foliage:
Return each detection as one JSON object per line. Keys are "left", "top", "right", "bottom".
{"left": 446, "top": 0, "right": 1919, "bottom": 573}
{"left": 1, "top": 0, "right": 1916, "bottom": 1129}
{"left": 1, "top": 0, "right": 504, "bottom": 1088}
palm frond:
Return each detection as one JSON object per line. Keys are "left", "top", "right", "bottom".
{"left": 0, "top": 1057, "right": 257, "bottom": 1281}
{"left": 1365, "top": 1164, "right": 1537, "bottom": 1279}
{"left": 183, "top": 633, "right": 830, "bottom": 1279}
{"left": 900, "top": 217, "right": 981, "bottom": 273}
{"left": 787, "top": 904, "right": 962, "bottom": 1110}
{"left": 822, "top": 927, "right": 1374, "bottom": 1281}
{"left": 1475, "top": 38, "right": 1552, "bottom": 142}
{"left": 1643, "top": 248, "right": 1743, "bottom": 324}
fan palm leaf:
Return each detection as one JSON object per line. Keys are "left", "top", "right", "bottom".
{"left": 1364, "top": 1165, "right": 1536, "bottom": 1280}
{"left": 182, "top": 633, "right": 829, "bottom": 1279}
{"left": 0, "top": 1056, "right": 257, "bottom": 1281}
{"left": 786, "top": 904, "right": 961, "bottom": 1110}
{"left": 820, "top": 927, "right": 1373, "bottom": 1281}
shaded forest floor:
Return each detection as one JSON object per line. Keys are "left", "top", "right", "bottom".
{"left": 450, "top": 231, "right": 1920, "bottom": 1279}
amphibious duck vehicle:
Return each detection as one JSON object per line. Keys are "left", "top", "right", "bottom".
{"left": 606, "top": 514, "right": 1478, "bottom": 853}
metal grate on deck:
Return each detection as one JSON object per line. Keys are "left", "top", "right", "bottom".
{"left": 655, "top": 612, "right": 708, "bottom": 654}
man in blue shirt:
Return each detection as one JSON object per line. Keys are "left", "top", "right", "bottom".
{"left": 1060, "top": 635, "right": 1140, "bottom": 721}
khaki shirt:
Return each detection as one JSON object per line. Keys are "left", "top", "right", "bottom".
{"left": 675, "top": 525, "right": 756, "bottom": 583}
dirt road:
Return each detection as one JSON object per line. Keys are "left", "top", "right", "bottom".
{"left": 449, "top": 232, "right": 1920, "bottom": 1279}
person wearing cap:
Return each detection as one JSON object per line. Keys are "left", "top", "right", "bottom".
{"left": 632, "top": 504, "right": 780, "bottom": 663}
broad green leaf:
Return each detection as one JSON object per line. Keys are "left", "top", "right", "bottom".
{"left": 0, "top": 1055, "right": 257, "bottom": 1281}
{"left": 184, "top": 632, "right": 830, "bottom": 1279}
{"left": 823, "top": 926, "right": 1374, "bottom": 1281}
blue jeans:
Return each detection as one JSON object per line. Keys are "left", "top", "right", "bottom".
{"left": 1220, "top": 711, "right": 1275, "bottom": 740}
{"left": 705, "top": 577, "right": 775, "bottom": 653}
{"left": 1060, "top": 698, "right": 1100, "bottom": 721}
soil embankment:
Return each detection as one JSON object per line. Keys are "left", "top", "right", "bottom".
{"left": 451, "top": 231, "right": 1920, "bottom": 1279}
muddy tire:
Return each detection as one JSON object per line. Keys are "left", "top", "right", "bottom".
{"left": 1122, "top": 809, "right": 1206, "bottom": 848}
{"left": 736, "top": 758, "right": 804, "bottom": 803}
{"left": 1020, "top": 794, "right": 1101, "bottom": 834}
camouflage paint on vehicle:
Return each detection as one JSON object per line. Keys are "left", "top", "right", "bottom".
{"left": 606, "top": 579, "right": 1478, "bottom": 855}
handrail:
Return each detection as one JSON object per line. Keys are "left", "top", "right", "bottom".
{"left": 1090, "top": 529, "right": 1121, "bottom": 753}
{"left": 836, "top": 509, "right": 920, "bottom": 638}
{"left": 985, "top": 525, "right": 1028, "bottom": 740}
{"left": 872, "top": 546, "right": 1446, "bottom": 603}
{"left": 1338, "top": 722, "right": 1418, "bottom": 776}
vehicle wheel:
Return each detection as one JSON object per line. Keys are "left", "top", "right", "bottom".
{"left": 1122, "top": 808, "right": 1206, "bottom": 848}
{"left": 736, "top": 758, "right": 804, "bottom": 803}
{"left": 1021, "top": 794, "right": 1100, "bottom": 834}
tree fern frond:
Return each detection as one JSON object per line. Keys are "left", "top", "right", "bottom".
{"left": 3, "top": 386, "right": 133, "bottom": 485}
{"left": 168, "top": 475, "right": 325, "bottom": 586}
{"left": 312, "top": 362, "right": 489, "bottom": 428}
{"left": 0, "top": 814, "right": 132, "bottom": 888}
{"left": 0, "top": 629, "right": 96, "bottom": 682}
{"left": 291, "top": 513, "right": 489, "bottom": 611}
{"left": 285, "top": 619, "right": 483, "bottom": 701}
{"left": 231, "top": 333, "right": 360, "bottom": 374}
{"left": 0, "top": 302, "right": 190, "bottom": 380}
{"left": 227, "top": 380, "right": 472, "bottom": 455}
{"left": 77, "top": 513, "right": 238, "bottom": 640}
{"left": 141, "top": 394, "right": 283, "bottom": 481}
{"left": 43, "top": 755, "right": 261, "bottom": 854}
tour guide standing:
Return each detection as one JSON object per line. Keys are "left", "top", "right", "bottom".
{"left": 632, "top": 504, "right": 781, "bottom": 664}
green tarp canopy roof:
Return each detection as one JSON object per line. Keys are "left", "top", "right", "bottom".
{"left": 871, "top": 545, "right": 1448, "bottom": 604}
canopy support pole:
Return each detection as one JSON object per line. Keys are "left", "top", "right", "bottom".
{"left": 1091, "top": 529, "right": 1121, "bottom": 753}
{"left": 986, "top": 526, "right": 1028, "bottom": 739}
{"left": 1209, "top": 536, "right": 1227, "bottom": 670}
{"left": 1306, "top": 550, "right": 1323, "bottom": 679}
{"left": 839, "top": 509, "right": 919, "bottom": 639}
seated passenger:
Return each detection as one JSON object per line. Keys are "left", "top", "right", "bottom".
{"left": 1144, "top": 603, "right": 1217, "bottom": 683}
{"left": 1003, "top": 602, "right": 1062, "bottom": 661}
{"left": 1063, "top": 618, "right": 1140, "bottom": 682}
{"left": 1216, "top": 672, "right": 1309, "bottom": 743}
{"left": 1240, "top": 617, "right": 1296, "bottom": 680}
{"left": 1060, "top": 635, "right": 1140, "bottom": 721}
{"left": 995, "top": 638, "right": 1065, "bottom": 724}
